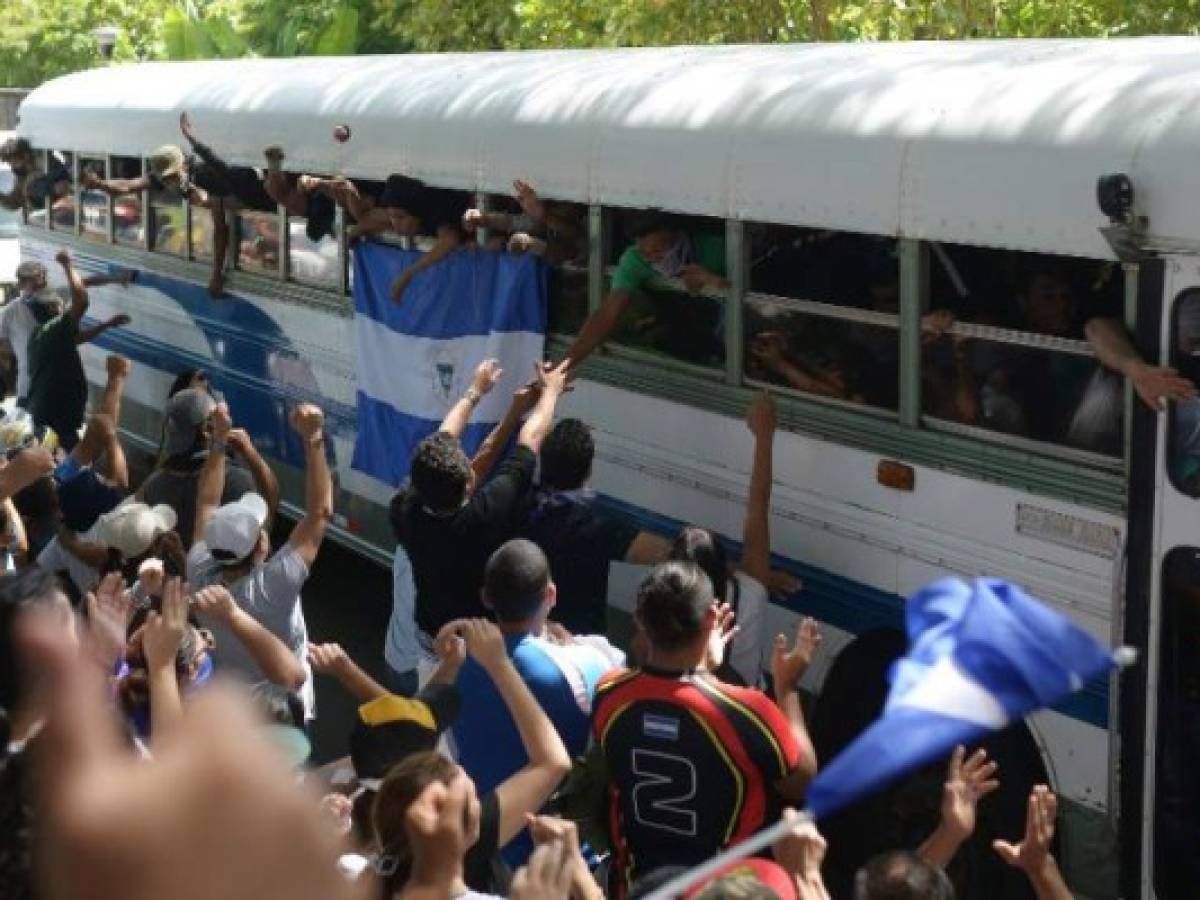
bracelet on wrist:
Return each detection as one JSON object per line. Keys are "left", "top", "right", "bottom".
{"left": 465, "top": 387, "right": 483, "bottom": 405}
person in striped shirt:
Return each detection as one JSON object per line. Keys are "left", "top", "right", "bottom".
{"left": 592, "top": 561, "right": 820, "bottom": 894}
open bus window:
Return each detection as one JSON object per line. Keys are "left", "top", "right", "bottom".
{"left": 603, "top": 208, "right": 727, "bottom": 369}
{"left": 288, "top": 218, "right": 339, "bottom": 291}
{"left": 150, "top": 179, "right": 185, "bottom": 257}
{"left": 191, "top": 206, "right": 215, "bottom": 262}
{"left": 922, "top": 244, "right": 1124, "bottom": 458}
{"left": 745, "top": 228, "right": 899, "bottom": 409}
{"left": 110, "top": 156, "right": 144, "bottom": 247}
{"left": 1169, "top": 291, "right": 1200, "bottom": 495}
{"left": 236, "top": 211, "right": 280, "bottom": 276}
{"left": 1154, "top": 548, "right": 1200, "bottom": 896}
{"left": 78, "top": 156, "right": 108, "bottom": 243}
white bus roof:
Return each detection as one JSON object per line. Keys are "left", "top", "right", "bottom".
{"left": 18, "top": 38, "right": 1200, "bottom": 259}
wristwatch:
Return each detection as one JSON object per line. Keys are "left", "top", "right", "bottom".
{"left": 464, "top": 387, "right": 483, "bottom": 405}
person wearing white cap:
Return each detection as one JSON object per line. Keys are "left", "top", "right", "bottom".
{"left": 187, "top": 401, "right": 333, "bottom": 718}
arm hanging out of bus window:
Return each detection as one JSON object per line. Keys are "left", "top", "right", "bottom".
{"left": 1084, "top": 316, "right": 1198, "bottom": 411}
{"left": 391, "top": 225, "right": 463, "bottom": 304}
{"left": 560, "top": 288, "right": 633, "bottom": 372}
{"left": 208, "top": 196, "right": 229, "bottom": 298}
{"left": 79, "top": 170, "right": 152, "bottom": 199}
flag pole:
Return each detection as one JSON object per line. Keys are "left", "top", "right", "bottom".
{"left": 643, "top": 808, "right": 815, "bottom": 900}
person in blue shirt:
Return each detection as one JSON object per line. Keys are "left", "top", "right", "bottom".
{"left": 449, "top": 538, "right": 622, "bottom": 864}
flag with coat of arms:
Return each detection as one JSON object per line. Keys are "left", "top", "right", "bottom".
{"left": 350, "top": 241, "right": 547, "bottom": 486}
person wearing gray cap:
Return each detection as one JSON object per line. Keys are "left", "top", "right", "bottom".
{"left": 138, "top": 388, "right": 278, "bottom": 550}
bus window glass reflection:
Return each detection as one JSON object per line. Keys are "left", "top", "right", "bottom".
{"left": 923, "top": 246, "right": 1125, "bottom": 458}
{"left": 745, "top": 227, "right": 899, "bottom": 410}
{"left": 236, "top": 210, "right": 280, "bottom": 276}
{"left": 110, "top": 156, "right": 144, "bottom": 247}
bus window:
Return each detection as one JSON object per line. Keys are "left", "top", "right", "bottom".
{"left": 921, "top": 245, "right": 1124, "bottom": 458}
{"left": 191, "top": 206, "right": 215, "bottom": 262}
{"left": 78, "top": 156, "right": 108, "bottom": 243}
{"left": 236, "top": 211, "right": 280, "bottom": 276}
{"left": 110, "top": 156, "right": 144, "bottom": 247}
{"left": 1169, "top": 291, "right": 1200, "bottom": 495}
{"left": 48, "top": 151, "right": 75, "bottom": 232}
{"left": 1154, "top": 548, "right": 1200, "bottom": 897}
{"left": 745, "top": 228, "right": 899, "bottom": 410}
{"left": 604, "top": 209, "right": 727, "bottom": 369}
{"left": 150, "top": 181, "right": 185, "bottom": 257}
{"left": 287, "top": 209, "right": 339, "bottom": 291}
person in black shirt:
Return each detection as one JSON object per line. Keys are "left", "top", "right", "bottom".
{"left": 81, "top": 112, "right": 334, "bottom": 299}
{"left": 390, "top": 357, "right": 569, "bottom": 647}
{"left": 520, "top": 418, "right": 671, "bottom": 636}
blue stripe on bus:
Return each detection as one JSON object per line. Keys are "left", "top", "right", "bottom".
{"left": 593, "top": 493, "right": 1111, "bottom": 730}
{"left": 66, "top": 255, "right": 1110, "bottom": 730}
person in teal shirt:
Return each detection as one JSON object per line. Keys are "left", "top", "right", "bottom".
{"left": 561, "top": 212, "right": 728, "bottom": 369}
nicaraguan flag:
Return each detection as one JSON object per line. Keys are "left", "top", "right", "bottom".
{"left": 805, "top": 577, "right": 1120, "bottom": 819}
{"left": 351, "top": 242, "right": 547, "bottom": 486}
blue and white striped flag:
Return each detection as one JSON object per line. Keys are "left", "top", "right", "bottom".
{"left": 351, "top": 242, "right": 547, "bottom": 486}
{"left": 805, "top": 577, "right": 1121, "bottom": 819}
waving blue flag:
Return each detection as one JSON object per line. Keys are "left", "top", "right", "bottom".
{"left": 806, "top": 578, "right": 1119, "bottom": 819}
{"left": 351, "top": 242, "right": 547, "bottom": 487}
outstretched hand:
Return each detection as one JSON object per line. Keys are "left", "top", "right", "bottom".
{"left": 771, "top": 617, "right": 821, "bottom": 694}
{"left": 939, "top": 745, "right": 1000, "bottom": 841}
{"left": 1130, "top": 363, "right": 1198, "bottom": 411}
{"left": 994, "top": 785, "right": 1058, "bottom": 878}
{"left": 703, "top": 601, "right": 738, "bottom": 672}
{"left": 179, "top": 111, "right": 196, "bottom": 145}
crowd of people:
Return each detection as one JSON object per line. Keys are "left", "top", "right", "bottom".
{"left": 0, "top": 116, "right": 1171, "bottom": 900}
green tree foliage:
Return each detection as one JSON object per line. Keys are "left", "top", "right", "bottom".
{"left": 4, "top": 0, "right": 1200, "bottom": 89}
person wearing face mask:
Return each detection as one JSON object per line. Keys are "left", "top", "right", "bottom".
{"left": 559, "top": 211, "right": 730, "bottom": 371}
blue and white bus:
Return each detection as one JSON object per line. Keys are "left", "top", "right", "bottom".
{"left": 13, "top": 38, "right": 1200, "bottom": 899}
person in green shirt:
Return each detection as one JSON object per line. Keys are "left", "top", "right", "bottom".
{"left": 27, "top": 250, "right": 90, "bottom": 451}
{"left": 561, "top": 212, "right": 728, "bottom": 369}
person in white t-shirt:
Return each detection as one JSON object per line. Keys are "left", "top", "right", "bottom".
{"left": 187, "top": 401, "right": 332, "bottom": 718}
{"left": 669, "top": 390, "right": 800, "bottom": 687}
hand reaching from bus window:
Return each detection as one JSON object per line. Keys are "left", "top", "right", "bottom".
{"left": 921, "top": 309, "right": 956, "bottom": 344}
{"left": 1129, "top": 362, "right": 1198, "bottom": 411}
{"left": 993, "top": 786, "right": 1070, "bottom": 900}
{"left": 747, "top": 389, "right": 777, "bottom": 438}
{"left": 513, "top": 180, "right": 546, "bottom": 223}
{"left": 771, "top": 617, "right": 821, "bottom": 692}
{"left": 19, "top": 611, "right": 366, "bottom": 900}
{"left": 703, "top": 601, "right": 739, "bottom": 672}
{"left": 208, "top": 271, "right": 225, "bottom": 299}
{"left": 471, "top": 358, "right": 503, "bottom": 396}
{"left": 679, "top": 264, "right": 726, "bottom": 295}
{"left": 751, "top": 331, "right": 790, "bottom": 370}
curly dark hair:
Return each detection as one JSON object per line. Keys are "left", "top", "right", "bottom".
{"left": 539, "top": 418, "right": 594, "bottom": 491}
{"left": 408, "top": 431, "right": 471, "bottom": 514}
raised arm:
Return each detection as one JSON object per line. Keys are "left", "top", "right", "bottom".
{"left": 228, "top": 428, "right": 280, "bottom": 528}
{"left": 517, "top": 360, "right": 570, "bottom": 454}
{"left": 193, "top": 586, "right": 306, "bottom": 691}
{"left": 193, "top": 403, "right": 231, "bottom": 546}
{"left": 470, "top": 383, "right": 538, "bottom": 487}
{"left": 770, "top": 618, "right": 821, "bottom": 801}
{"left": 741, "top": 390, "right": 775, "bottom": 585}
{"left": 456, "top": 617, "right": 571, "bottom": 846}
{"left": 77, "top": 313, "right": 132, "bottom": 346}
{"left": 55, "top": 249, "right": 89, "bottom": 323}
{"left": 141, "top": 577, "right": 188, "bottom": 740}
{"left": 918, "top": 746, "right": 1000, "bottom": 868}
{"left": 561, "top": 289, "right": 632, "bottom": 372}
{"left": 286, "top": 404, "right": 333, "bottom": 568}
{"left": 994, "top": 786, "right": 1072, "bottom": 900}
{"left": 1085, "top": 316, "right": 1198, "bottom": 410}
{"left": 439, "top": 358, "right": 502, "bottom": 440}
{"left": 307, "top": 641, "right": 387, "bottom": 704}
